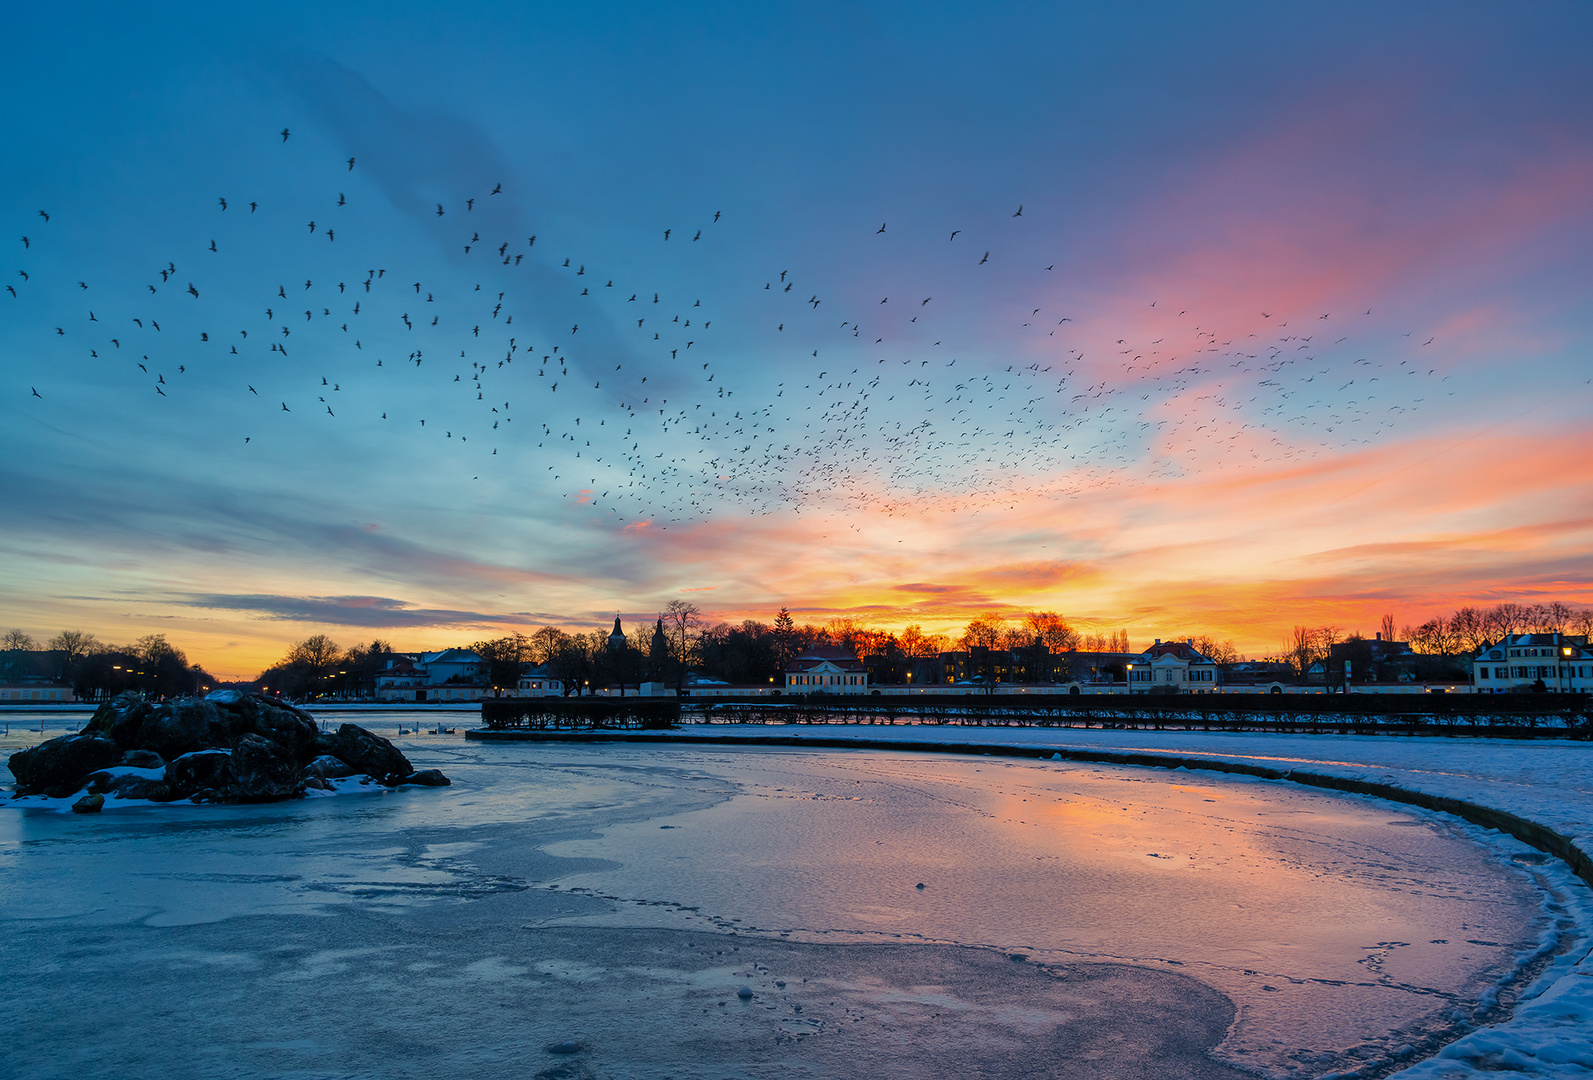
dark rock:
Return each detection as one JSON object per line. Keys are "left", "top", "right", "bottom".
{"left": 302, "top": 755, "right": 356, "bottom": 781}
{"left": 133, "top": 698, "right": 230, "bottom": 761}
{"left": 72, "top": 793, "right": 104, "bottom": 814}
{"left": 86, "top": 769, "right": 177, "bottom": 802}
{"left": 18, "top": 705, "right": 442, "bottom": 809}
{"left": 110, "top": 774, "right": 177, "bottom": 802}
{"left": 320, "top": 724, "right": 413, "bottom": 783}
{"left": 164, "top": 750, "right": 233, "bottom": 800}
{"left": 217, "top": 734, "right": 301, "bottom": 803}
{"left": 120, "top": 749, "right": 165, "bottom": 769}
{"left": 9, "top": 734, "right": 123, "bottom": 798}
{"left": 89, "top": 692, "right": 154, "bottom": 750}
{"left": 89, "top": 692, "right": 318, "bottom": 766}
{"left": 389, "top": 768, "right": 450, "bottom": 787}
{"left": 221, "top": 694, "right": 319, "bottom": 760}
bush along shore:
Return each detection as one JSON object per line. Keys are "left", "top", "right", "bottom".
{"left": 6, "top": 690, "right": 448, "bottom": 812}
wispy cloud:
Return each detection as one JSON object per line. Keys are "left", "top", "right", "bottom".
{"left": 178, "top": 593, "right": 549, "bottom": 629}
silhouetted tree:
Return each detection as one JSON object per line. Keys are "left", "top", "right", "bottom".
{"left": 473, "top": 633, "right": 533, "bottom": 690}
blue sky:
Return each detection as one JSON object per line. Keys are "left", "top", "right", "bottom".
{"left": 4, "top": 2, "right": 1591, "bottom": 677}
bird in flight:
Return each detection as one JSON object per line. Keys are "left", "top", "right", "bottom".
{"left": 876, "top": 222, "right": 886, "bottom": 234}
{"left": 1012, "top": 205, "right": 1023, "bottom": 217}
{"left": 280, "top": 128, "right": 289, "bottom": 142}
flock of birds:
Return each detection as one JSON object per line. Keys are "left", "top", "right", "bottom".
{"left": 10, "top": 127, "right": 1454, "bottom": 529}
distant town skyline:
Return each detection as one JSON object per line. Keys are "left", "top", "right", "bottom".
{"left": 4, "top": 3, "right": 1591, "bottom": 681}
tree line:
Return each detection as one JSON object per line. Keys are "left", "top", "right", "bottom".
{"left": 1274, "top": 602, "right": 1593, "bottom": 684}
{"left": 0, "top": 630, "right": 217, "bottom": 700}
{"left": 16, "top": 599, "right": 1581, "bottom": 702}
{"left": 243, "top": 606, "right": 1147, "bottom": 698}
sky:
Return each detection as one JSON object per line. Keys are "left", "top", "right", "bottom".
{"left": 2, "top": 2, "right": 1591, "bottom": 680}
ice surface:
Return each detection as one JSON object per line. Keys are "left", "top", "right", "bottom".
{"left": 657, "top": 722, "right": 1593, "bottom": 1080}
{"left": 3, "top": 719, "right": 1583, "bottom": 1079}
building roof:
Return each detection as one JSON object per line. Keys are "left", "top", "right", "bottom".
{"left": 786, "top": 647, "right": 867, "bottom": 673}
{"left": 1135, "top": 640, "right": 1214, "bottom": 664}
{"left": 1477, "top": 634, "right": 1593, "bottom": 660}
{"left": 421, "top": 649, "right": 482, "bottom": 665}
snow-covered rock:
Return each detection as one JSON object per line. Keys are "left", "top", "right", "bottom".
{"left": 6, "top": 693, "right": 446, "bottom": 804}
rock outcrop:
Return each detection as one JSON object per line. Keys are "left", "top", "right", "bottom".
{"left": 8, "top": 734, "right": 121, "bottom": 799}
{"left": 7, "top": 691, "right": 448, "bottom": 806}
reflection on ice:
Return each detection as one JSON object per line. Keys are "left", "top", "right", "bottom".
{"left": 0, "top": 730, "right": 1572, "bottom": 1080}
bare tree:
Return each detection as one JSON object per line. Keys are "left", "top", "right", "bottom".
{"left": 1542, "top": 602, "right": 1573, "bottom": 634}
{"left": 1490, "top": 602, "right": 1529, "bottom": 638}
{"left": 529, "top": 626, "right": 569, "bottom": 665}
{"left": 1573, "top": 609, "right": 1593, "bottom": 639}
{"left": 1288, "top": 625, "right": 1313, "bottom": 680}
{"left": 1379, "top": 613, "right": 1398, "bottom": 642}
{"left": 473, "top": 633, "right": 533, "bottom": 689}
{"left": 287, "top": 634, "right": 342, "bottom": 671}
{"left": 1408, "top": 617, "right": 1459, "bottom": 657}
{"left": 822, "top": 616, "right": 868, "bottom": 654}
{"left": 1189, "top": 635, "right": 1239, "bottom": 665}
{"left": 960, "top": 614, "right": 1004, "bottom": 650}
{"left": 2, "top": 629, "right": 37, "bottom": 651}
{"left": 1024, "top": 611, "right": 1078, "bottom": 652}
{"left": 47, "top": 630, "right": 98, "bottom": 664}
{"left": 134, "top": 633, "right": 179, "bottom": 664}
{"left": 1448, "top": 607, "right": 1488, "bottom": 656}
{"left": 663, "top": 600, "right": 702, "bottom": 683}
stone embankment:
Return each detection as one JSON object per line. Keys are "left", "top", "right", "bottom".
{"left": 7, "top": 690, "right": 448, "bottom": 811}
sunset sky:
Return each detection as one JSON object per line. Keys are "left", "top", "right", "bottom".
{"left": 3, "top": 2, "right": 1591, "bottom": 679}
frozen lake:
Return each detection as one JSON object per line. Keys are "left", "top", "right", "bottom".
{"left": 0, "top": 715, "right": 1567, "bottom": 1079}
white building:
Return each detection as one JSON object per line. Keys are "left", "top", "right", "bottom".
{"left": 1473, "top": 634, "right": 1593, "bottom": 693}
{"left": 784, "top": 648, "right": 871, "bottom": 695}
{"left": 515, "top": 662, "right": 565, "bottom": 697}
{"left": 374, "top": 649, "right": 493, "bottom": 702}
{"left": 1126, "top": 639, "right": 1220, "bottom": 692}
{"left": 0, "top": 684, "right": 75, "bottom": 702}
